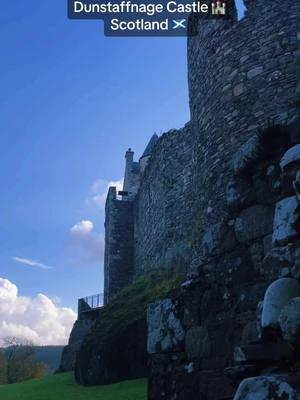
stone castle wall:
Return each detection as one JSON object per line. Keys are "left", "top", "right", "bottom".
{"left": 147, "top": 118, "right": 300, "bottom": 400}
{"left": 188, "top": 0, "right": 300, "bottom": 242}
{"left": 104, "top": 187, "right": 134, "bottom": 304}
{"left": 104, "top": 0, "right": 300, "bottom": 299}
{"left": 134, "top": 124, "right": 194, "bottom": 276}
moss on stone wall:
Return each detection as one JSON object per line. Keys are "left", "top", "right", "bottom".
{"left": 75, "top": 272, "right": 180, "bottom": 385}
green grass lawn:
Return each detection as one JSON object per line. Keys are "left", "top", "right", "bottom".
{"left": 0, "top": 372, "right": 147, "bottom": 400}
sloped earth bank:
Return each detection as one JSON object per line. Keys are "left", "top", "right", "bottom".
{"left": 75, "top": 273, "right": 179, "bottom": 385}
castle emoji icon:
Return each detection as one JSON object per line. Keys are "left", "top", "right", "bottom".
{"left": 211, "top": 1, "right": 226, "bottom": 15}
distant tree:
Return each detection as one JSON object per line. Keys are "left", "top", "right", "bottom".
{"left": 3, "top": 337, "right": 47, "bottom": 383}
{"left": 0, "top": 351, "right": 7, "bottom": 384}
{"left": 32, "top": 362, "right": 48, "bottom": 378}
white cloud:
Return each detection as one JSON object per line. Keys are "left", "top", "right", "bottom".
{"left": 13, "top": 257, "right": 52, "bottom": 270}
{"left": 71, "top": 220, "right": 93, "bottom": 236}
{"left": 0, "top": 278, "right": 76, "bottom": 346}
{"left": 70, "top": 220, "right": 104, "bottom": 264}
{"left": 87, "top": 178, "right": 124, "bottom": 209}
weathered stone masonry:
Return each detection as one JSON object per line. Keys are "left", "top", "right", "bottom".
{"left": 189, "top": 0, "right": 300, "bottom": 241}
{"left": 104, "top": 187, "right": 134, "bottom": 304}
{"left": 104, "top": 124, "right": 195, "bottom": 301}
{"left": 104, "top": 1, "right": 300, "bottom": 303}
{"left": 134, "top": 124, "right": 194, "bottom": 277}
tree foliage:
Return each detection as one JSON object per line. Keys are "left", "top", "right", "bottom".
{"left": 0, "top": 351, "right": 8, "bottom": 384}
{"left": 0, "top": 337, "right": 48, "bottom": 384}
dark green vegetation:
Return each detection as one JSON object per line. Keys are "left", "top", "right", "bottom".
{"left": 76, "top": 272, "right": 180, "bottom": 385}
{"left": 87, "top": 272, "right": 180, "bottom": 341}
{"left": 0, "top": 372, "right": 147, "bottom": 400}
{"left": 0, "top": 344, "right": 48, "bottom": 384}
{"left": 0, "top": 345, "right": 63, "bottom": 384}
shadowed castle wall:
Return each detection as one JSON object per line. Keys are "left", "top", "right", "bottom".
{"left": 104, "top": 187, "right": 134, "bottom": 304}
{"left": 133, "top": 124, "right": 194, "bottom": 276}
{"left": 188, "top": 0, "right": 300, "bottom": 241}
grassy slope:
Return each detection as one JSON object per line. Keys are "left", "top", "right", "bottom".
{"left": 76, "top": 272, "right": 180, "bottom": 385}
{"left": 0, "top": 372, "right": 147, "bottom": 400}
{"left": 84, "top": 271, "right": 180, "bottom": 349}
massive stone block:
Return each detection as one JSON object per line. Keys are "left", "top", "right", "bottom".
{"left": 279, "top": 297, "right": 300, "bottom": 346}
{"left": 201, "top": 223, "right": 236, "bottom": 257}
{"left": 234, "top": 206, "right": 274, "bottom": 243}
{"left": 280, "top": 145, "right": 300, "bottom": 197}
{"left": 233, "top": 376, "right": 298, "bottom": 400}
{"left": 147, "top": 298, "right": 185, "bottom": 354}
{"left": 280, "top": 145, "right": 300, "bottom": 171}
{"left": 272, "top": 196, "right": 300, "bottom": 246}
{"left": 261, "top": 278, "right": 300, "bottom": 330}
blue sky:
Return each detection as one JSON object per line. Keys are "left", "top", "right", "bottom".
{"left": 0, "top": 1, "right": 191, "bottom": 313}
{"left": 0, "top": 1, "right": 245, "bottom": 344}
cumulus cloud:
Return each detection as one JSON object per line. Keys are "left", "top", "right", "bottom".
{"left": 12, "top": 257, "right": 52, "bottom": 270}
{"left": 87, "top": 178, "right": 124, "bottom": 209}
{"left": 70, "top": 220, "right": 104, "bottom": 264}
{"left": 0, "top": 278, "right": 76, "bottom": 346}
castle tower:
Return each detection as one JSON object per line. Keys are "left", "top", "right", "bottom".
{"left": 188, "top": 0, "right": 300, "bottom": 239}
{"left": 103, "top": 187, "right": 134, "bottom": 304}
{"left": 103, "top": 135, "right": 159, "bottom": 303}
{"left": 123, "top": 148, "right": 141, "bottom": 196}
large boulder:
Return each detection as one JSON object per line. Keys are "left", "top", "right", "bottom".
{"left": 279, "top": 297, "right": 300, "bottom": 346}
{"left": 261, "top": 278, "right": 300, "bottom": 331}
{"left": 280, "top": 145, "right": 300, "bottom": 197}
{"left": 293, "top": 170, "right": 300, "bottom": 200}
{"left": 272, "top": 196, "right": 300, "bottom": 246}
{"left": 233, "top": 376, "right": 298, "bottom": 400}
{"left": 147, "top": 298, "right": 185, "bottom": 354}
{"left": 201, "top": 223, "right": 236, "bottom": 257}
{"left": 233, "top": 136, "right": 259, "bottom": 176}
{"left": 226, "top": 177, "right": 256, "bottom": 212}
{"left": 280, "top": 144, "right": 300, "bottom": 171}
{"left": 262, "top": 245, "right": 295, "bottom": 277}
{"left": 235, "top": 206, "right": 274, "bottom": 243}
